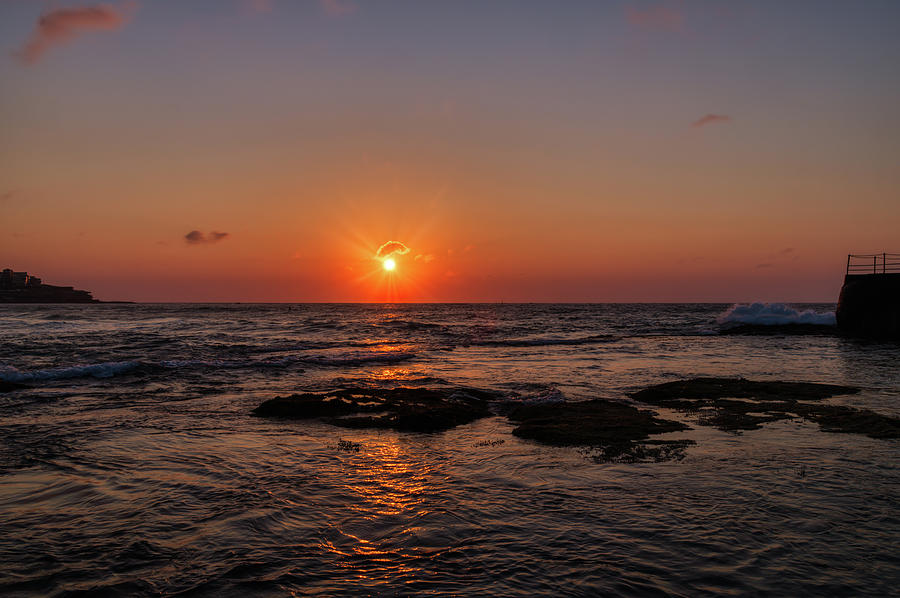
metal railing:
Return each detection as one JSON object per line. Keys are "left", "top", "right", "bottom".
{"left": 846, "top": 253, "right": 900, "bottom": 275}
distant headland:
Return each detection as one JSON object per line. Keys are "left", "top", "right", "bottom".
{"left": 0, "top": 268, "right": 98, "bottom": 303}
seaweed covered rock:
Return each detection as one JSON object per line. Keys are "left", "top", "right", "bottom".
{"left": 631, "top": 377, "right": 900, "bottom": 439}
{"left": 508, "top": 399, "right": 691, "bottom": 461}
{"left": 252, "top": 386, "right": 498, "bottom": 433}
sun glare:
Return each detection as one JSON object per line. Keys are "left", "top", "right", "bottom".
{"left": 383, "top": 258, "right": 396, "bottom": 272}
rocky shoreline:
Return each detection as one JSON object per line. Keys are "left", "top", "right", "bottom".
{"left": 251, "top": 377, "right": 900, "bottom": 462}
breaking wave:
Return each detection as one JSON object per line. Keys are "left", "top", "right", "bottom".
{"left": 0, "top": 361, "right": 142, "bottom": 382}
{"left": 0, "top": 351, "right": 417, "bottom": 383}
{"left": 519, "top": 387, "right": 566, "bottom": 404}
{"left": 718, "top": 303, "right": 836, "bottom": 326}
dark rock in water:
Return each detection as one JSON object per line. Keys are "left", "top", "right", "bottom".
{"left": 632, "top": 378, "right": 859, "bottom": 405}
{"left": 252, "top": 386, "right": 497, "bottom": 433}
{"left": 802, "top": 404, "right": 900, "bottom": 439}
{"left": 631, "top": 377, "right": 900, "bottom": 439}
{"left": 0, "top": 380, "right": 26, "bottom": 393}
{"left": 720, "top": 323, "right": 838, "bottom": 336}
{"left": 507, "top": 399, "right": 692, "bottom": 461}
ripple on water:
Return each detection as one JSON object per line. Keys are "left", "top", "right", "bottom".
{"left": 1, "top": 304, "right": 899, "bottom": 596}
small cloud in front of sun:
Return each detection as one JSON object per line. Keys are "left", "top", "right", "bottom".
{"left": 375, "top": 240, "right": 410, "bottom": 259}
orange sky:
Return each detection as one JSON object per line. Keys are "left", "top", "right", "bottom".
{"left": 2, "top": 1, "right": 899, "bottom": 301}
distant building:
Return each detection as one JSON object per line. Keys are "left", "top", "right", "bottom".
{"left": 0, "top": 267, "right": 97, "bottom": 303}
{"left": 0, "top": 269, "right": 31, "bottom": 290}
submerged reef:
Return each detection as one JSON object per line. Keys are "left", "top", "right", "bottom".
{"left": 631, "top": 377, "right": 900, "bottom": 439}
{"left": 252, "top": 386, "right": 498, "bottom": 433}
{"left": 508, "top": 400, "right": 691, "bottom": 461}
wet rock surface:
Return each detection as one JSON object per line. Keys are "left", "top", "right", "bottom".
{"left": 252, "top": 386, "right": 497, "bottom": 433}
{"left": 508, "top": 400, "right": 692, "bottom": 461}
{"left": 253, "top": 386, "right": 694, "bottom": 461}
{"left": 631, "top": 377, "right": 900, "bottom": 439}
{"left": 253, "top": 377, "right": 899, "bottom": 462}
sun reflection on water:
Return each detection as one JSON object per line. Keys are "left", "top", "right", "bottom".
{"left": 346, "top": 442, "right": 431, "bottom": 517}
{"left": 318, "top": 438, "right": 446, "bottom": 574}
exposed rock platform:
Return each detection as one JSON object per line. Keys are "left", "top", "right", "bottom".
{"left": 631, "top": 377, "right": 900, "bottom": 439}
{"left": 253, "top": 378, "right": 899, "bottom": 464}
{"left": 508, "top": 399, "right": 692, "bottom": 461}
{"left": 252, "top": 386, "right": 498, "bottom": 433}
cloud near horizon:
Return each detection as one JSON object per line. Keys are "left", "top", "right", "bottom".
{"left": 185, "top": 230, "right": 230, "bottom": 245}
{"left": 692, "top": 114, "right": 732, "bottom": 128}
{"left": 17, "top": 3, "right": 136, "bottom": 65}
{"left": 375, "top": 241, "right": 410, "bottom": 259}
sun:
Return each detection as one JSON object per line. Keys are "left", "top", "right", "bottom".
{"left": 383, "top": 258, "right": 396, "bottom": 272}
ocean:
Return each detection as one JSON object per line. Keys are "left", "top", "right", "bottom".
{"left": 1, "top": 303, "right": 899, "bottom": 596}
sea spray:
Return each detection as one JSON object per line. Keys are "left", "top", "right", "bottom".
{"left": 718, "top": 302, "right": 836, "bottom": 327}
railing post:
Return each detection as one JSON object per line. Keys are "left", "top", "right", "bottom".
{"left": 846, "top": 254, "right": 851, "bottom": 275}
{"left": 884, "top": 252, "right": 887, "bottom": 274}
{"left": 873, "top": 255, "right": 877, "bottom": 274}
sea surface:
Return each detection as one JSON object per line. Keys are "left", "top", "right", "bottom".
{"left": 1, "top": 303, "right": 899, "bottom": 597}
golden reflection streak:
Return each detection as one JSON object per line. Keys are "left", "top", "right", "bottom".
{"left": 318, "top": 439, "right": 443, "bottom": 570}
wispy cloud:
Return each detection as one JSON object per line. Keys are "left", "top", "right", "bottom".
{"left": 320, "top": 0, "right": 356, "bottom": 17}
{"left": 243, "top": 0, "right": 273, "bottom": 13}
{"left": 16, "top": 3, "right": 137, "bottom": 65}
{"left": 375, "top": 241, "right": 410, "bottom": 259}
{"left": 757, "top": 248, "right": 798, "bottom": 268}
{"left": 625, "top": 3, "right": 684, "bottom": 32}
{"left": 414, "top": 254, "right": 435, "bottom": 263}
{"left": 692, "top": 113, "right": 732, "bottom": 128}
{"left": 185, "top": 230, "right": 230, "bottom": 245}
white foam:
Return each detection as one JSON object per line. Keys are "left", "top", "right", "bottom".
{"left": 718, "top": 303, "right": 836, "bottom": 326}
{"left": 0, "top": 361, "right": 141, "bottom": 382}
{"left": 520, "top": 387, "right": 566, "bottom": 405}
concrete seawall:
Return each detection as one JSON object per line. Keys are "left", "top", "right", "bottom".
{"left": 836, "top": 273, "right": 900, "bottom": 339}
